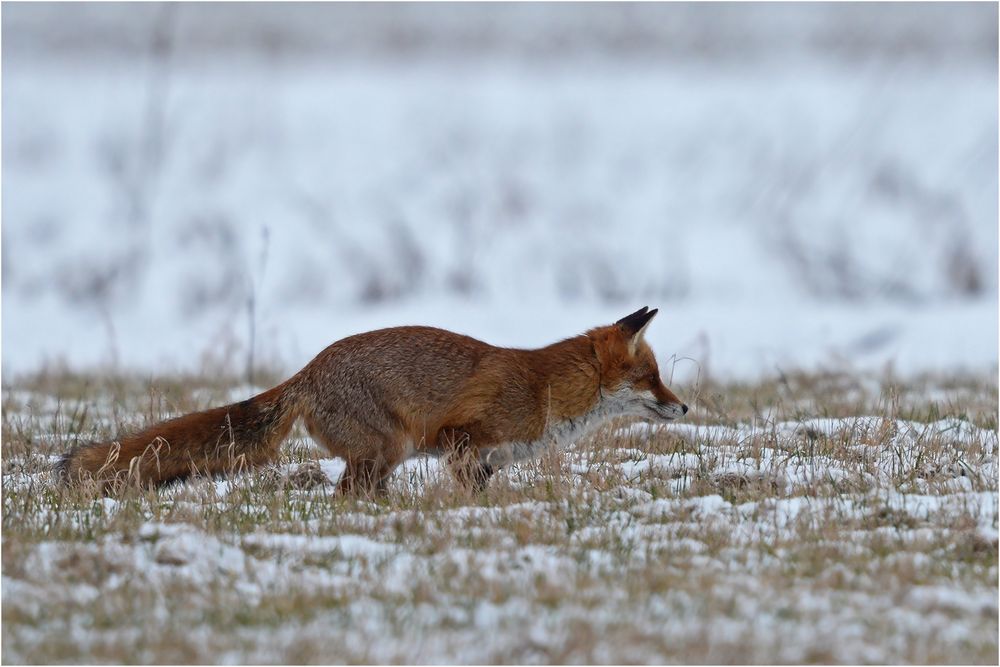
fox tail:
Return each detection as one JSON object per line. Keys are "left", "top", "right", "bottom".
{"left": 57, "top": 379, "right": 303, "bottom": 490}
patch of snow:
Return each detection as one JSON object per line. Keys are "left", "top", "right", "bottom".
{"left": 2, "top": 54, "right": 996, "bottom": 382}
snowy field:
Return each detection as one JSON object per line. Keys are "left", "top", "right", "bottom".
{"left": 2, "top": 6, "right": 997, "bottom": 382}
{"left": 2, "top": 4, "right": 998, "bottom": 665}
{"left": 1, "top": 372, "right": 997, "bottom": 663}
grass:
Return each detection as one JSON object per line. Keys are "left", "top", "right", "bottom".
{"left": 2, "top": 369, "right": 997, "bottom": 664}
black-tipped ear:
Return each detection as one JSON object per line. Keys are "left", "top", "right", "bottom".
{"left": 616, "top": 306, "right": 658, "bottom": 338}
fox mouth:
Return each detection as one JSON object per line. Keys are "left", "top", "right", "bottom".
{"left": 645, "top": 401, "right": 688, "bottom": 421}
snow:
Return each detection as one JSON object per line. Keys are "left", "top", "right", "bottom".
{"left": 242, "top": 531, "right": 399, "bottom": 560}
{"left": 3, "top": 46, "right": 997, "bottom": 382}
{"left": 8, "top": 493, "right": 996, "bottom": 662}
{"left": 4, "top": 408, "right": 998, "bottom": 662}
{"left": 625, "top": 416, "right": 998, "bottom": 495}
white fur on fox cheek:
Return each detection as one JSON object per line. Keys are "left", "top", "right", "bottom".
{"left": 619, "top": 384, "right": 655, "bottom": 403}
{"left": 605, "top": 385, "right": 657, "bottom": 418}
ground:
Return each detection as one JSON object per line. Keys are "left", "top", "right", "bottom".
{"left": 2, "top": 370, "right": 997, "bottom": 664}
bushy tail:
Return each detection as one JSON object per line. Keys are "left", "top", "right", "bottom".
{"left": 57, "top": 379, "right": 303, "bottom": 490}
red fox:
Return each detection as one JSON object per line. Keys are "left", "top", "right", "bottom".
{"left": 58, "top": 307, "right": 687, "bottom": 494}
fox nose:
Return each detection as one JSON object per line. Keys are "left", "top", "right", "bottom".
{"left": 681, "top": 404, "right": 689, "bottom": 415}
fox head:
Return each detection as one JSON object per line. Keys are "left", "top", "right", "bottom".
{"left": 590, "top": 306, "right": 688, "bottom": 421}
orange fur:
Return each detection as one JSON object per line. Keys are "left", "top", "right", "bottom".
{"left": 58, "top": 307, "right": 687, "bottom": 494}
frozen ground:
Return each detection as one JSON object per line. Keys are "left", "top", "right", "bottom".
{"left": 3, "top": 56, "right": 997, "bottom": 381}
{"left": 1, "top": 372, "right": 997, "bottom": 663}
{"left": 2, "top": 6, "right": 997, "bottom": 663}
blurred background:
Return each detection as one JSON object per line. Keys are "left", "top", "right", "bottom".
{"left": 2, "top": 2, "right": 997, "bottom": 383}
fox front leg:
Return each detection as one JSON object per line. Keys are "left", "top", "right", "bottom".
{"left": 438, "top": 428, "right": 494, "bottom": 492}
{"left": 448, "top": 456, "right": 495, "bottom": 493}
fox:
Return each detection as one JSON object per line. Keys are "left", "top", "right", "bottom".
{"left": 58, "top": 306, "right": 687, "bottom": 494}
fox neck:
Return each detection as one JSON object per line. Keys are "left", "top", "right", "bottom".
{"left": 481, "top": 385, "right": 638, "bottom": 468}
{"left": 527, "top": 335, "right": 602, "bottom": 421}
{"left": 481, "top": 337, "right": 636, "bottom": 467}
{"left": 541, "top": 385, "right": 637, "bottom": 445}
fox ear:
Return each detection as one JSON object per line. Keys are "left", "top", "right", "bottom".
{"left": 616, "top": 306, "right": 658, "bottom": 352}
